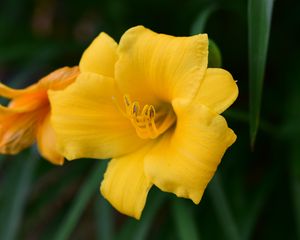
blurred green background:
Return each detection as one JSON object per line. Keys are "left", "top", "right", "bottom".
{"left": 0, "top": 0, "right": 300, "bottom": 239}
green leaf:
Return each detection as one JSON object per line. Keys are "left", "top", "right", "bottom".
{"left": 241, "top": 154, "right": 280, "bottom": 240}
{"left": 208, "top": 173, "right": 240, "bottom": 240}
{"left": 171, "top": 200, "right": 200, "bottom": 240}
{"left": 53, "top": 160, "right": 107, "bottom": 240}
{"left": 208, "top": 39, "right": 222, "bottom": 68}
{"left": 291, "top": 170, "right": 300, "bottom": 239}
{"left": 94, "top": 196, "right": 115, "bottom": 240}
{"left": 248, "top": 0, "right": 274, "bottom": 147}
{"left": 190, "top": 3, "right": 222, "bottom": 69}
{"left": 190, "top": 4, "right": 217, "bottom": 35}
{"left": 0, "top": 148, "right": 39, "bottom": 240}
{"left": 115, "top": 189, "right": 167, "bottom": 240}
{"left": 289, "top": 140, "right": 300, "bottom": 239}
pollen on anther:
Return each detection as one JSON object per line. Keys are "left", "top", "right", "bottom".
{"left": 132, "top": 102, "right": 139, "bottom": 115}
{"left": 148, "top": 105, "right": 155, "bottom": 119}
{"left": 120, "top": 94, "right": 174, "bottom": 139}
{"left": 124, "top": 95, "right": 131, "bottom": 107}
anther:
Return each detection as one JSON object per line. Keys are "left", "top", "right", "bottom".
{"left": 148, "top": 105, "right": 155, "bottom": 119}
{"left": 119, "top": 95, "right": 175, "bottom": 139}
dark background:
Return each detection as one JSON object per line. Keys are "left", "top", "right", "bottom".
{"left": 0, "top": 0, "right": 300, "bottom": 239}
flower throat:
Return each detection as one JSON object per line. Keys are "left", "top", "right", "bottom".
{"left": 120, "top": 95, "right": 175, "bottom": 139}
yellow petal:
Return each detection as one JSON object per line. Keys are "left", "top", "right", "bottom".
{"left": 0, "top": 67, "right": 78, "bottom": 113}
{"left": 8, "top": 90, "right": 48, "bottom": 112}
{"left": 36, "top": 112, "right": 64, "bottom": 165}
{"left": 49, "top": 72, "right": 147, "bottom": 160}
{"left": 0, "top": 67, "right": 78, "bottom": 100}
{"left": 79, "top": 33, "right": 118, "bottom": 77}
{"left": 38, "top": 66, "right": 79, "bottom": 91}
{"left": 115, "top": 26, "right": 208, "bottom": 105}
{"left": 100, "top": 144, "right": 153, "bottom": 219}
{"left": 195, "top": 68, "right": 238, "bottom": 113}
{"left": 0, "top": 112, "right": 38, "bottom": 154}
{"left": 0, "top": 89, "right": 47, "bottom": 116}
{"left": 144, "top": 100, "right": 236, "bottom": 204}
{"left": 0, "top": 105, "right": 24, "bottom": 116}
{"left": 0, "top": 82, "right": 37, "bottom": 99}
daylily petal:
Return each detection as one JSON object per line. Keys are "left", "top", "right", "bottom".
{"left": 49, "top": 72, "right": 146, "bottom": 160}
{"left": 0, "top": 112, "right": 38, "bottom": 154}
{"left": 36, "top": 112, "right": 64, "bottom": 165}
{"left": 100, "top": 144, "right": 154, "bottom": 219}
{"left": 38, "top": 66, "right": 80, "bottom": 91}
{"left": 0, "top": 67, "right": 79, "bottom": 113}
{"left": 0, "top": 105, "right": 25, "bottom": 116}
{"left": 8, "top": 91, "right": 48, "bottom": 112}
{"left": 115, "top": 26, "right": 208, "bottom": 105}
{"left": 1, "top": 92, "right": 47, "bottom": 120}
{"left": 0, "top": 82, "right": 38, "bottom": 99}
{"left": 79, "top": 33, "right": 118, "bottom": 77}
{"left": 0, "top": 67, "right": 78, "bottom": 160}
{"left": 195, "top": 68, "right": 238, "bottom": 113}
{"left": 0, "top": 68, "right": 78, "bottom": 100}
{"left": 145, "top": 100, "right": 236, "bottom": 204}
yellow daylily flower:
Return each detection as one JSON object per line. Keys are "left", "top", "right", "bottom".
{"left": 0, "top": 66, "right": 79, "bottom": 165}
{"left": 49, "top": 26, "right": 238, "bottom": 219}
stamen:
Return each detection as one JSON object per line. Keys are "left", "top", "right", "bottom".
{"left": 119, "top": 95, "right": 175, "bottom": 139}
{"left": 124, "top": 95, "right": 131, "bottom": 107}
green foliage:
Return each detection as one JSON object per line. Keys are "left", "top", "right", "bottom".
{"left": 94, "top": 195, "right": 115, "bottom": 240}
{"left": 115, "top": 189, "right": 166, "bottom": 240}
{"left": 172, "top": 199, "right": 200, "bottom": 240}
{"left": 208, "top": 39, "right": 222, "bottom": 68}
{"left": 0, "top": 149, "right": 38, "bottom": 240}
{"left": 208, "top": 174, "right": 240, "bottom": 240}
{"left": 53, "top": 161, "right": 107, "bottom": 240}
{"left": 248, "top": 0, "right": 274, "bottom": 147}
{"left": 1, "top": 0, "right": 299, "bottom": 239}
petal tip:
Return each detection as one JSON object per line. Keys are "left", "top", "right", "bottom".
{"left": 227, "top": 128, "right": 237, "bottom": 147}
{"left": 100, "top": 176, "right": 145, "bottom": 220}
{"left": 47, "top": 156, "right": 65, "bottom": 166}
{"left": 79, "top": 32, "right": 117, "bottom": 76}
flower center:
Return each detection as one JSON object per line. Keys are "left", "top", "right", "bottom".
{"left": 120, "top": 95, "right": 176, "bottom": 139}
